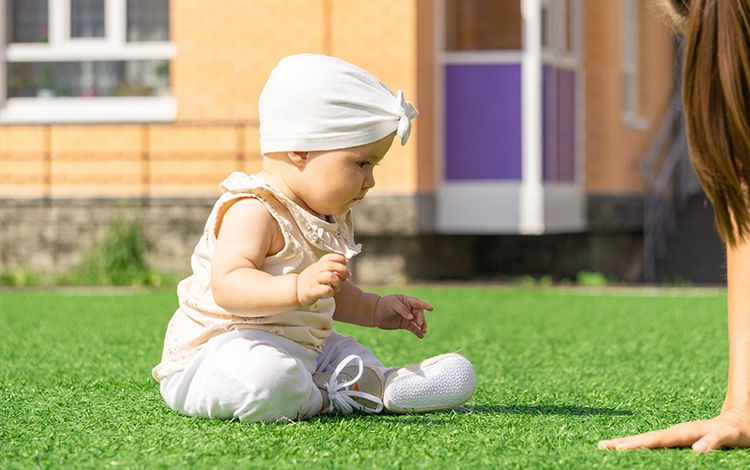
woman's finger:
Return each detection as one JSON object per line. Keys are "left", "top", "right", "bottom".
{"left": 599, "top": 421, "right": 711, "bottom": 450}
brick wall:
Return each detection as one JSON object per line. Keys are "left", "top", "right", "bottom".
{"left": 0, "top": 123, "right": 263, "bottom": 198}
{"left": 0, "top": 198, "right": 213, "bottom": 277}
{"left": 0, "top": 193, "right": 650, "bottom": 284}
{"left": 171, "top": 0, "right": 427, "bottom": 195}
{"left": 0, "top": 194, "right": 438, "bottom": 283}
{"left": 0, "top": 0, "right": 429, "bottom": 198}
{"left": 583, "top": 0, "right": 677, "bottom": 194}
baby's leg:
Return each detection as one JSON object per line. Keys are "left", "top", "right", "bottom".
{"left": 315, "top": 330, "right": 387, "bottom": 375}
{"left": 316, "top": 330, "right": 477, "bottom": 414}
{"left": 160, "top": 330, "right": 322, "bottom": 423}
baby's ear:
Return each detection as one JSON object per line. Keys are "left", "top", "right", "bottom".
{"left": 287, "top": 151, "right": 309, "bottom": 168}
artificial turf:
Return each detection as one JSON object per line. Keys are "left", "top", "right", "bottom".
{"left": 2, "top": 285, "right": 750, "bottom": 469}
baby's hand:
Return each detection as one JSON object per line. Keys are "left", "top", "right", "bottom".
{"left": 296, "top": 253, "right": 351, "bottom": 307}
{"left": 373, "top": 294, "right": 432, "bottom": 339}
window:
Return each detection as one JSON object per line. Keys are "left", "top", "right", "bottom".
{"left": 0, "top": 0, "right": 176, "bottom": 123}
{"left": 621, "top": 0, "right": 648, "bottom": 128}
{"left": 446, "top": 0, "right": 522, "bottom": 51}
{"left": 541, "top": 0, "right": 580, "bottom": 61}
{"left": 71, "top": 0, "right": 106, "bottom": 38}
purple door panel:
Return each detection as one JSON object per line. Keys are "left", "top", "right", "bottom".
{"left": 444, "top": 63, "right": 523, "bottom": 181}
{"left": 542, "top": 66, "right": 576, "bottom": 182}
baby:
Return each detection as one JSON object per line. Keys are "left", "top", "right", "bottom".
{"left": 152, "top": 54, "right": 476, "bottom": 422}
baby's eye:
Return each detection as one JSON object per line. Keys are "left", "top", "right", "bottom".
{"left": 357, "top": 161, "right": 370, "bottom": 169}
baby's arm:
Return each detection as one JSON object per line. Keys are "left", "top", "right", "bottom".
{"left": 333, "top": 281, "right": 431, "bottom": 339}
{"left": 211, "top": 198, "right": 351, "bottom": 316}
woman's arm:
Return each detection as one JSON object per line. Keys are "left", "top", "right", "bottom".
{"left": 599, "top": 237, "right": 750, "bottom": 451}
{"left": 722, "top": 236, "right": 750, "bottom": 420}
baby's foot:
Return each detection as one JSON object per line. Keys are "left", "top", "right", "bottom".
{"left": 312, "top": 355, "right": 385, "bottom": 414}
{"left": 313, "top": 353, "right": 476, "bottom": 415}
{"left": 382, "top": 353, "right": 476, "bottom": 413}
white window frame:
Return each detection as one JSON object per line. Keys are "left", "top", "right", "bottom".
{"left": 0, "top": 0, "right": 177, "bottom": 123}
{"left": 541, "top": 0, "right": 582, "bottom": 67}
{"left": 621, "top": 0, "right": 649, "bottom": 129}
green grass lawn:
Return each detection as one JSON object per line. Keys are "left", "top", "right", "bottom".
{"left": 2, "top": 285, "right": 750, "bottom": 469}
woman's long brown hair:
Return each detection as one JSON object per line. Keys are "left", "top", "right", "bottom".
{"left": 660, "top": 0, "right": 750, "bottom": 246}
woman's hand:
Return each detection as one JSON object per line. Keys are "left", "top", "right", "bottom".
{"left": 598, "top": 407, "right": 750, "bottom": 452}
{"left": 373, "top": 294, "right": 433, "bottom": 338}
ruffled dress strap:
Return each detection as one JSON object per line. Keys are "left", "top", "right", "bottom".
{"left": 219, "top": 172, "right": 361, "bottom": 259}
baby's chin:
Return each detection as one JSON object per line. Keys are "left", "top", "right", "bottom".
{"left": 314, "top": 199, "right": 361, "bottom": 218}
{"left": 314, "top": 207, "right": 350, "bottom": 219}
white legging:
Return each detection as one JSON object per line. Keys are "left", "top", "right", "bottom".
{"left": 160, "top": 329, "right": 387, "bottom": 423}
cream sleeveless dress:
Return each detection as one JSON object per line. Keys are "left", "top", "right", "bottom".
{"left": 152, "top": 171, "right": 362, "bottom": 382}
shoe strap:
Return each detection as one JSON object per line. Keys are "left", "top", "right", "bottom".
{"left": 322, "top": 354, "right": 383, "bottom": 414}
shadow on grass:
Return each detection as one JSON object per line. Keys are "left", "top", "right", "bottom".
{"left": 463, "top": 405, "right": 633, "bottom": 416}
{"left": 397, "top": 405, "right": 632, "bottom": 425}
{"left": 307, "top": 404, "right": 633, "bottom": 426}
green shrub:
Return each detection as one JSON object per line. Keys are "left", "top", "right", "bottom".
{"left": 75, "top": 210, "right": 160, "bottom": 286}
{"left": 576, "top": 270, "right": 608, "bottom": 287}
{"left": 0, "top": 265, "right": 42, "bottom": 286}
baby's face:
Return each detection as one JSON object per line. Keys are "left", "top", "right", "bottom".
{"left": 294, "top": 133, "right": 395, "bottom": 217}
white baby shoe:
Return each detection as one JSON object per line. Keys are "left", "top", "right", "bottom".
{"left": 382, "top": 353, "right": 476, "bottom": 413}
{"left": 314, "top": 353, "right": 476, "bottom": 415}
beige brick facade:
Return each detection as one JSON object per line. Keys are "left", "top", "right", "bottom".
{"left": 170, "top": 0, "right": 430, "bottom": 195}
{"left": 0, "top": 0, "right": 685, "bottom": 282}
{"left": 583, "top": 0, "right": 677, "bottom": 194}
{"left": 1, "top": 0, "right": 677, "bottom": 198}
{"left": 0, "top": 0, "right": 431, "bottom": 198}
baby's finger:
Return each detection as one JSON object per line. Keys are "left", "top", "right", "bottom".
{"left": 327, "top": 272, "right": 345, "bottom": 292}
{"left": 310, "top": 273, "right": 338, "bottom": 296}
{"left": 411, "top": 308, "right": 427, "bottom": 327}
{"left": 417, "top": 315, "right": 428, "bottom": 334}
{"left": 320, "top": 261, "right": 351, "bottom": 281}
{"left": 393, "top": 300, "right": 415, "bottom": 321}
{"left": 318, "top": 253, "right": 349, "bottom": 266}
{"left": 403, "top": 296, "right": 433, "bottom": 312}
{"left": 300, "top": 283, "right": 335, "bottom": 306}
{"left": 407, "top": 321, "right": 425, "bottom": 339}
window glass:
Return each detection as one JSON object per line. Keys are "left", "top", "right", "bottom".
{"left": 541, "top": 0, "right": 551, "bottom": 50}
{"left": 622, "top": 0, "right": 639, "bottom": 117}
{"left": 7, "top": 60, "right": 170, "bottom": 98}
{"left": 566, "top": 0, "right": 575, "bottom": 55}
{"left": 7, "top": 0, "right": 49, "bottom": 43}
{"left": 127, "top": 0, "right": 169, "bottom": 42}
{"left": 446, "top": 0, "right": 522, "bottom": 51}
{"left": 70, "top": 0, "right": 105, "bottom": 38}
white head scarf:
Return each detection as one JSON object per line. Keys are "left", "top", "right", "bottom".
{"left": 258, "top": 54, "right": 419, "bottom": 154}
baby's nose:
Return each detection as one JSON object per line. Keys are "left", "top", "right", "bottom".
{"left": 363, "top": 173, "right": 376, "bottom": 189}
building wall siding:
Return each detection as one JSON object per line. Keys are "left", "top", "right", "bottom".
{"left": 0, "top": 0, "right": 425, "bottom": 197}
{"left": 583, "top": 0, "right": 677, "bottom": 194}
